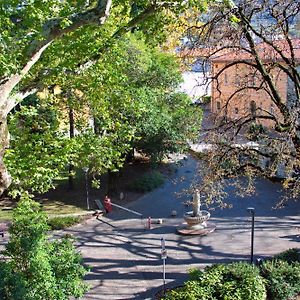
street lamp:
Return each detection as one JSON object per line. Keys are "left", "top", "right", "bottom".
{"left": 83, "top": 167, "right": 90, "bottom": 210}
{"left": 247, "top": 207, "right": 255, "bottom": 264}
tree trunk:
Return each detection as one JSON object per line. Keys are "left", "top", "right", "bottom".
{"left": 0, "top": 116, "right": 11, "bottom": 195}
{"left": 68, "top": 108, "right": 75, "bottom": 190}
{"left": 107, "top": 171, "right": 119, "bottom": 197}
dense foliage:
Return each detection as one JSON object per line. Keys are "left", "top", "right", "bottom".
{"left": 5, "top": 96, "right": 70, "bottom": 196}
{"left": 5, "top": 34, "right": 200, "bottom": 195}
{"left": 0, "top": 0, "right": 211, "bottom": 196}
{"left": 0, "top": 198, "right": 88, "bottom": 300}
{"left": 261, "top": 259, "right": 300, "bottom": 300}
{"left": 128, "top": 170, "right": 165, "bottom": 193}
{"left": 261, "top": 248, "right": 300, "bottom": 300}
{"left": 163, "top": 249, "right": 300, "bottom": 300}
{"left": 164, "top": 262, "right": 267, "bottom": 300}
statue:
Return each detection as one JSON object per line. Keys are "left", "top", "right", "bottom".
{"left": 192, "top": 189, "right": 201, "bottom": 217}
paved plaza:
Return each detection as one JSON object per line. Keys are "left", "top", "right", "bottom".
{"left": 1, "top": 156, "right": 299, "bottom": 299}
{"left": 68, "top": 156, "right": 299, "bottom": 299}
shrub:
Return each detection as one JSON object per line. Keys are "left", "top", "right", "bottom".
{"left": 202, "top": 95, "right": 211, "bottom": 104}
{"left": 163, "top": 262, "right": 266, "bottom": 300}
{"left": 206, "top": 263, "right": 266, "bottom": 300}
{"left": 163, "top": 280, "right": 210, "bottom": 300}
{"left": 128, "top": 171, "right": 164, "bottom": 192}
{"left": 48, "top": 216, "right": 82, "bottom": 230}
{"left": 273, "top": 248, "right": 300, "bottom": 264}
{"left": 247, "top": 123, "right": 266, "bottom": 141}
{"left": 0, "top": 197, "right": 88, "bottom": 300}
{"left": 260, "top": 259, "right": 300, "bottom": 300}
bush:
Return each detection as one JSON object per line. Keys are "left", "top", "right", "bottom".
{"left": 128, "top": 171, "right": 165, "bottom": 192}
{"left": 247, "top": 123, "right": 266, "bottom": 141}
{"left": 273, "top": 248, "right": 300, "bottom": 264}
{"left": 163, "top": 281, "right": 210, "bottom": 300}
{"left": 164, "top": 249, "right": 300, "bottom": 300}
{"left": 202, "top": 95, "right": 211, "bottom": 104}
{"left": 48, "top": 216, "right": 82, "bottom": 230}
{"left": 260, "top": 259, "right": 300, "bottom": 300}
{"left": 164, "top": 262, "right": 266, "bottom": 300}
{"left": 0, "top": 197, "right": 88, "bottom": 300}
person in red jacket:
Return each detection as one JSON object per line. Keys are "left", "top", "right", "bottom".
{"left": 104, "top": 196, "right": 112, "bottom": 214}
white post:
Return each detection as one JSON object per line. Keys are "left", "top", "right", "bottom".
{"left": 161, "top": 237, "right": 167, "bottom": 295}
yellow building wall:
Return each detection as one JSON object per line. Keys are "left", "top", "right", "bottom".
{"left": 211, "top": 62, "right": 287, "bottom": 127}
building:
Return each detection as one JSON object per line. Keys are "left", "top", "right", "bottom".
{"left": 210, "top": 39, "right": 300, "bottom": 127}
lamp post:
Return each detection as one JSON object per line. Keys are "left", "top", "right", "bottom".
{"left": 83, "top": 167, "right": 90, "bottom": 210}
{"left": 247, "top": 207, "right": 255, "bottom": 264}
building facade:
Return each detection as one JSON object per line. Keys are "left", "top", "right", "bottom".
{"left": 210, "top": 39, "right": 300, "bottom": 127}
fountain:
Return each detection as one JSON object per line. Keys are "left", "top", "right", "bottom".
{"left": 177, "top": 190, "right": 216, "bottom": 235}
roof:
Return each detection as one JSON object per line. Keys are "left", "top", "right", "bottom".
{"left": 179, "top": 39, "right": 300, "bottom": 63}
{"left": 210, "top": 39, "right": 300, "bottom": 63}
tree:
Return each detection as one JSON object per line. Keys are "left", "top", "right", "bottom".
{"left": 184, "top": 0, "right": 300, "bottom": 205}
{"left": 0, "top": 197, "right": 87, "bottom": 299}
{"left": 4, "top": 33, "right": 200, "bottom": 196}
{"left": 4, "top": 95, "right": 71, "bottom": 197}
{"left": 0, "top": 0, "right": 210, "bottom": 196}
{"left": 90, "top": 34, "right": 201, "bottom": 163}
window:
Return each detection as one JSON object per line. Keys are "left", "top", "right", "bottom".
{"left": 250, "top": 100, "right": 256, "bottom": 116}
{"left": 235, "top": 107, "right": 239, "bottom": 114}
{"left": 249, "top": 75, "right": 255, "bottom": 86}
{"left": 235, "top": 74, "right": 240, "bottom": 86}
{"left": 216, "top": 101, "right": 221, "bottom": 110}
{"left": 224, "top": 72, "right": 228, "bottom": 85}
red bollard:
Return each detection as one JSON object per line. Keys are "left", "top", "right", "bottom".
{"left": 104, "top": 196, "right": 112, "bottom": 214}
{"left": 148, "top": 216, "right": 151, "bottom": 230}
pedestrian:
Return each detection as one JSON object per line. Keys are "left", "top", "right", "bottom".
{"left": 104, "top": 195, "right": 112, "bottom": 214}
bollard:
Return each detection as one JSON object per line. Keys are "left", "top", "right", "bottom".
{"left": 148, "top": 216, "right": 151, "bottom": 230}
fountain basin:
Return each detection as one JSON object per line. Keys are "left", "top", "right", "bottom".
{"left": 184, "top": 210, "right": 210, "bottom": 229}
{"left": 177, "top": 210, "right": 216, "bottom": 235}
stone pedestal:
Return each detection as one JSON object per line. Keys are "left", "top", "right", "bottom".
{"left": 177, "top": 222, "right": 216, "bottom": 235}
{"left": 176, "top": 210, "right": 216, "bottom": 235}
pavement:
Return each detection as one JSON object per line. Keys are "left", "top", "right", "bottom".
{"left": 1, "top": 155, "right": 300, "bottom": 299}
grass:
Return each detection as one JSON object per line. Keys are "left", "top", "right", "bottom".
{"left": 41, "top": 201, "right": 87, "bottom": 215}
{"left": 0, "top": 209, "right": 13, "bottom": 221}
{"left": 47, "top": 216, "right": 83, "bottom": 230}
{"left": 0, "top": 155, "right": 179, "bottom": 222}
{"left": 0, "top": 200, "right": 87, "bottom": 222}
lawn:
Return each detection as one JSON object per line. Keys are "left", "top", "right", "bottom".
{"left": 0, "top": 156, "right": 176, "bottom": 222}
{"left": 0, "top": 198, "right": 88, "bottom": 222}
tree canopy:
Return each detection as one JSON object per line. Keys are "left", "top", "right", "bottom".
{"left": 4, "top": 33, "right": 200, "bottom": 196}
{"left": 0, "top": 0, "right": 211, "bottom": 195}
{"left": 185, "top": 0, "right": 300, "bottom": 205}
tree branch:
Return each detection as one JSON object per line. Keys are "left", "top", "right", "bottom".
{"left": 0, "top": 0, "right": 112, "bottom": 113}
